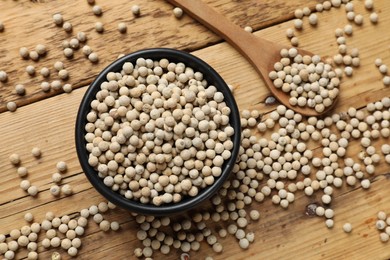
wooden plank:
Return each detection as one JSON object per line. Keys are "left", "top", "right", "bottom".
{"left": 0, "top": 0, "right": 320, "bottom": 112}
{"left": 0, "top": 0, "right": 390, "bottom": 259}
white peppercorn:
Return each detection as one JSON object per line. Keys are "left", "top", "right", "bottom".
{"left": 95, "top": 22, "right": 104, "bottom": 33}
{"left": 53, "top": 13, "right": 63, "bottom": 26}
{"left": 61, "top": 184, "right": 73, "bottom": 195}
{"left": 325, "top": 219, "right": 334, "bottom": 228}
{"left": 383, "top": 76, "right": 390, "bottom": 86}
{"left": 239, "top": 238, "right": 249, "bottom": 249}
{"left": 365, "top": 0, "right": 374, "bottom": 10}
{"left": 77, "top": 32, "right": 87, "bottom": 42}
{"left": 63, "top": 83, "right": 72, "bottom": 93}
{"left": 69, "top": 38, "right": 79, "bottom": 49}
{"left": 370, "top": 12, "right": 378, "bottom": 23}
{"left": 35, "top": 44, "right": 46, "bottom": 56}
{"left": 4, "top": 251, "right": 15, "bottom": 260}
{"left": 131, "top": 5, "right": 140, "bottom": 16}
{"left": 92, "top": 5, "right": 102, "bottom": 16}
{"left": 110, "top": 221, "right": 120, "bottom": 231}
{"left": 343, "top": 223, "right": 352, "bottom": 233}
{"left": 58, "top": 69, "right": 69, "bottom": 80}
{"left": 380, "top": 233, "right": 389, "bottom": 242}
{"left": 63, "top": 22, "right": 72, "bottom": 32}
{"left": 118, "top": 22, "right": 127, "bottom": 33}
{"left": 27, "top": 251, "right": 38, "bottom": 260}
{"left": 63, "top": 48, "right": 73, "bottom": 58}
{"left": 68, "top": 247, "right": 78, "bottom": 257}
{"left": 88, "top": 52, "right": 99, "bottom": 63}
{"left": 308, "top": 14, "right": 318, "bottom": 25}
{"left": 0, "top": 70, "right": 7, "bottom": 82}
{"left": 50, "top": 185, "right": 60, "bottom": 196}
{"left": 56, "top": 161, "right": 67, "bottom": 172}
{"left": 361, "top": 179, "right": 371, "bottom": 189}
{"left": 24, "top": 212, "right": 34, "bottom": 222}
{"left": 244, "top": 26, "right": 253, "bottom": 33}
{"left": 82, "top": 45, "right": 92, "bottom": 56}
{"left": 294, "top": 19, "right": 303, "bottom": 30}
{"left": 7, "top": 101, "right": 17, "bottom": 112}
{"left": 354, "top": 14, "right": 363, "bottom": 25}
{"left": 27, "top": 186, "right": 38, "bottom": 196}
{"left": 17, "top": 166, "right": 28, "bottom": 177}
{"left": 173, "top": 7, "right": 183, "bottom": 18}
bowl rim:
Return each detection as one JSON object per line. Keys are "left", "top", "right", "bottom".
{"left": 75, "top": 48, "right": 241, "bottom": 216}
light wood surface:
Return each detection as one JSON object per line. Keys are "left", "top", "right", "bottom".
{"left": 0, "top": 0, "right": 390, "bottom": 260}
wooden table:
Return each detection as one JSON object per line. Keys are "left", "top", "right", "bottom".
{"left": 1, "top": 0, "right": 389, "bottom": 259}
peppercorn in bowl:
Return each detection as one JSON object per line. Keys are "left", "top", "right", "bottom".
{"left": 75, "top": 48, "right": 240, "bottom": 215}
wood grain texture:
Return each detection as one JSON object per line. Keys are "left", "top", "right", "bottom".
{"left": 0, "top": 0, "right": 390, "bottom": 259}
{"left": 0, "top": 0, "right": 320, "bottom": 112}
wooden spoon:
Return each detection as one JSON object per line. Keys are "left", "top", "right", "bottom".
{"left": 166, "top": 0, "right": 336, "bottom": 116}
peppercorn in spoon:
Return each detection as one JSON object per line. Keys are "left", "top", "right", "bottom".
{"left": 166, "top": 0, "right": 339, "bottom": 116}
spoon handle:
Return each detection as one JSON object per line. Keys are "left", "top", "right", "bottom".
{"left": 166, "top": 0, "right": 278, "bottom": 76}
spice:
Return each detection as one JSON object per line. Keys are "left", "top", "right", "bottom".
{"left": 0, "top": 70, "right": 7, "bottom": 82}
{"left": 56, "top": 161, "right": 67, "bottom": 172}
{"left": 100, "top": 220, "right": 111, "bottom": 231}
{"left": 88, "top": 52, "right": 99, "bottom": 63}
{"left": 68, "top": 247, "right": 78, "bottom": 257}
{"left": 379, "top": 64, "right": 388, "bottom": 74}
{"left": 63, "top": 22, "right": 72, "bottom": 33}
{"left": 131, "top": 5, "right": 141, "bottom": 16}
{"left": 95, "top": 22, "right": 104, "bottom": 33}
{"left": 370, "top": 12, "right": 378, "bottom": 23}
{"left": 63, "top": 48, "right": 73, "bottom": 58}
{"left": 50, "top": 185, "right": 61, "bottom": 196}
{"left": 20, "top": 180, "right": 31, "bottom": 191}
{"left": 92, "top": 5, "right": 102, "bottom": 16}
{"left": 6, "top": 101, "right": 17, "bottom": 112}
{"left": 61, "top": 184, "right": 73, "bottom": 195}
{"left": 28, "top": 252, "right": 38, "bottom": 260}
{"left": 51, "top": 252, "right": 61, "bottom": 260}
{"left": 354, "top": 14, "right": 363, "bottom": 25}
{"left": 15, "top": 84, "right": 26, "bottom": 95}
{"left": 24, "top": 212, "right": 33, "bottom": 222}
{"left": 52, "top": 173, "right": 62, "bottom": 183}
{"left": 77, "top": 32, "right": 87, "bottom": 42}
{"left": 383, "top": 76, "right": 390, "bottom": 86}
{"left": 58, "top": 69, "right": 69, "bottom": 80}
{"left": 27, "top": 186, "right": 38, "bottom": 197}
{"left": 343, "top": 223, "right": 352, "bottom": 233}
{"left": 173, "top": 7, "right": 183, "bottom": 18}
{"left": 82, "top": 45, "right": 92, "bottom": 56}
{"left": 364, "top": 0, "right": 374, "bottom": 10}
{"left": 35, "top": 44, "right": 47, "bottom": 56}
{"left": 63, "top": 84, "right": 73, "bottom": 93}
{"left": 19, "top": 47, "right": 29, "bottom": 59}
{"left": 53, "top": 13, "right": 63, "bottom": 26}
{"left": 294, "top": 19, "right": 303, "bottom": 30}
{"left": 40, "top": 67, "right": 50, "bottom": 78}
{"left": 85, "top": 58, "right": 234, "bottom": 205}
{"left": 54, "top": 61, "right": 64, "bottom": 71}
{"left": 269, "top": 48, "right": 339, "bottom": 112}
{"left": 308, "top": 14, "right": 318, "bottom": 25}
{"left": 69, "top": 38, "right": 79, "bottom": 49}
{"left": 17, "top": 167, "right": 28, "bottom": 177}
{"left": 118, "top": 22, "right": 127, "bottom": 33}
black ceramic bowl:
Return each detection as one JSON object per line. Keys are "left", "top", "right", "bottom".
{"left": 75, "top": 48, "right": 241, "bottom": 216}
